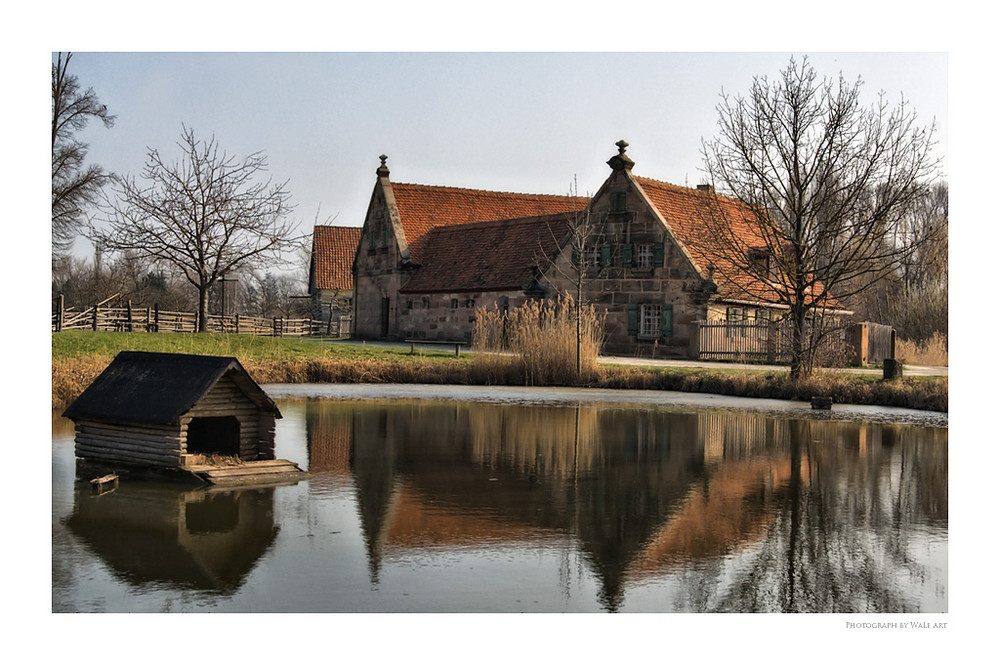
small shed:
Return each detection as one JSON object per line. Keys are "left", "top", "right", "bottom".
{"left": 63, "top": 351, "right": 282, "bottom": 470}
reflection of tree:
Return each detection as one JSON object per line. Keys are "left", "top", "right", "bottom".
{"left": 666, "top": 420, "right": 948, "bottom": 612}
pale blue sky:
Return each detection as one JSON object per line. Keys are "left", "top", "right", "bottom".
{"left": 66, "top": 51, "right": 948, "bottom": 255}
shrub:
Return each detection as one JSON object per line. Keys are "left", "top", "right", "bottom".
{"left": 472, "top": 296, "right": 605, "bottom": 385}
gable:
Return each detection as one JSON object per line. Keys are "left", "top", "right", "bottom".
{"left": 312, "top": 225, "right": 361, "bottom": 292}
{"left": 632, "top": 175, "right": 845, "bottom": 310}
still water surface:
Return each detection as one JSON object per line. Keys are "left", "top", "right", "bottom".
{"left": 52, "top": 388, "right": 947, "bottom": 612}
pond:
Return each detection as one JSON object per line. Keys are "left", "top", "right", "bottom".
{"left": 52, "top": 385, "right": 947, "bottom": 613}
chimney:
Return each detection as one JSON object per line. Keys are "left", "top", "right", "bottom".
{"left": 696, "top": 183, "right": 715, "bottom": 194}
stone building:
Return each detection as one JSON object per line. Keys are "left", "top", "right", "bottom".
{"left": 309, "top": 225, "right": 361, "bottom": 331}
{"left": 345, "top": 142, "right": 845, "bottom": 359}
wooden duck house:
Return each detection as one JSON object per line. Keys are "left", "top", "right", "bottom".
{"left": 63, "top": 351, "right": 304, "bottom": 484}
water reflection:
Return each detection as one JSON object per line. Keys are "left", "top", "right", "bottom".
{"left": 64, "top": 482, "right": 279, "bottom": 594}
{"left": 304, "top": 400, "right": 947, "bottom": 612}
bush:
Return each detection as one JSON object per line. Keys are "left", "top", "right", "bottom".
{"left": 472, "top": 297, "right": 605, "bottom": 385}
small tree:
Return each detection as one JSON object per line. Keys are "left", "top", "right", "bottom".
{"left": 52, "top": 52, "right": 115, "bottom": 260}
{"left": 94, "top": 127, "right": 299, "bottom": 331}
{"left": 701, "top": 56, "right": 940, "bottom": 380}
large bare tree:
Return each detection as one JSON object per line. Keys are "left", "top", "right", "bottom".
{"left": 52, "top": 52, "right": 116, "bottom": 259}
{"left": 94, "top": 127, "right": 298, "bottom": 331}
{"left": 700, "top": 56, "right": 941, "bottom": 380}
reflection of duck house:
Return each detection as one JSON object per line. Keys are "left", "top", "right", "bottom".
{"left": 62, "top": 351, "right": 306, "bottom": 485}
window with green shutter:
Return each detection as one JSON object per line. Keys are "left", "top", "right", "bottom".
{"left": 622, "top": 243, "right": 633, "bottom": 268}
{"left": 661, "top": 304, "right": 673, "bottom": 337}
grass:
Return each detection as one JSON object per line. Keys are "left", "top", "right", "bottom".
{"left": 51, "top": 330, "right": 948, "bottom": 413}
{"left": 896, "top": 332, "right": 948, "bottom": 367}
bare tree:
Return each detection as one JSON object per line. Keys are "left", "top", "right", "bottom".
{"left": 94, "top": 127, "right": 299, "bottom": 331}
{"left": 701, "top": 56, "right": 941, "bottom": 380}
{"left": 52, "top": 52, "right": 116, "bottom": 259}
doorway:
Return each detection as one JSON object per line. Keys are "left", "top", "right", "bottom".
{"left": 187, "top": 416, "right": 241, "bottom": 457}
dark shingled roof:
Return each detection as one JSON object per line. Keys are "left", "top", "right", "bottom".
{"left": 62, "top": 351, "right": 281, "bottom": 426}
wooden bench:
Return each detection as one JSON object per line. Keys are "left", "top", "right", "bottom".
{"left": 405, "top": 339, "right": 463, "bottom": 356}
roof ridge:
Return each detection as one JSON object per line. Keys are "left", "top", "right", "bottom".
{"left": 426, "top": 212, "right": 577, "bottom": 233}
{"left": 391, "top": 180, "right": 589, "bottom": 201}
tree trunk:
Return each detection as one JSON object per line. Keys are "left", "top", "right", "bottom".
{"left": 197, "top": 284, "right": 210, "bottom": 332}
{"left": 788, "top": 305, "right": 810, "bottom": 382}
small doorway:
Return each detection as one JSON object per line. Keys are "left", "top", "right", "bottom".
{"left": 187, "top": 416, "right": 241, "bottom": 457}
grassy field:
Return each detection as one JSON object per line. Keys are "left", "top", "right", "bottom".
{"left": 51, "top": 330, "right": 948, "bottom": 412}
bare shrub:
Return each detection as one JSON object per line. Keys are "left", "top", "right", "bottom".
{"left": 472, "top": 297, "right": 605, "bottom": 385}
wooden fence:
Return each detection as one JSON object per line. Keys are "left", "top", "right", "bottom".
{"left": 52, "top": 296, "right": 351, "bottom": 338}
{"left": 697, "top": 319, "right": 857, "bottom": 365}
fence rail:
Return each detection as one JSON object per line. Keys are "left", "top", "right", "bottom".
{"left": 53, "top": 297, "right": 351, "bottom": 338}
{"left": 697, "top": 319, "right": 863, "bottom": 366}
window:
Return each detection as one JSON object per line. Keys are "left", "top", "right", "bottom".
{"left": 635, "top": 244, "right": 654, "bottom": 269}
{"left": 451, "top": 298, "right": 459, "bottom": 309}
{"left": 726, "top": 307, "right": 747, "bottom": 338}
{"left": 639, "top": 304, "right": 661, "bottom": 338}
{"left": 609, "top": 191, "right": 627, "bottom": 213}
{"left": 584, "top": 246, "right": 601, "bottom": 269}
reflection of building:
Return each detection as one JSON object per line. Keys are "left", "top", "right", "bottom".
{"left": 65, "top": 483, "right": 278, "bottom": 592}
{"left": 302, "top": 401, "right": 947, "bottom": 611}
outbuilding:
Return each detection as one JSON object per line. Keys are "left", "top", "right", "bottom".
{"left": 63, "top": 351, "right": 284, "bottom": 473}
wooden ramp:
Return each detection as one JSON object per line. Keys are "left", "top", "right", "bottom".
{"left": 184, "top": 459, "right": 308, "bottom": 487}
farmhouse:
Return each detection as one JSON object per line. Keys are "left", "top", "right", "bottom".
{"left": 341, "top": 142, "right": 847, "bottom": 359}
{"left": 63, "top": 351, "right": 303, "bottom": 482}
{"left": 309, "top": 225, "right": 361, "bottom": 331}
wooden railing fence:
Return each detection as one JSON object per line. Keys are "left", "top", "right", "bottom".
{"left": 52, "top": 295, "right": 351, "bottom": 338}
{"left": 697, "top": 319, "right": 856, "bottom": 365}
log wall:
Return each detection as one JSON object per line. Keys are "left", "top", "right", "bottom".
{"left": 74, "top": 421, "right": 184, "bottom": 468}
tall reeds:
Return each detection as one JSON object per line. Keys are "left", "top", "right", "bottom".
{"left": 471, "top": 296, "right": 605, "bottom": 385}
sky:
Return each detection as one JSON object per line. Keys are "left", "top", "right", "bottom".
{"left": 64, "top": 51, "right": 948, "bottom": 259}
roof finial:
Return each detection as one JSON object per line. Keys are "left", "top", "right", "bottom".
{"left": 377, "top": 154, "right": 390, "bottom": 177}
{"left": 607, "top": 139, "right": 635, "bottom": 172}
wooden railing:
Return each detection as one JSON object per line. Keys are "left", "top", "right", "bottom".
{"left": 52, "top": 296, "right": 351, "bottom": 338}
{"left": 697, "top": 319, "right": 856, "bottom": 365}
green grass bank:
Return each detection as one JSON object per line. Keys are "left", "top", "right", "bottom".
{"left": 51, "top": 331, "right": 948, "bottom": 413}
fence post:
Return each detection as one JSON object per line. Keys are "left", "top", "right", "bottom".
{"left": 92, "top": 303, "right": 99, "bottom": 331}
{"left": 55, "top": 294, "right": 65, "bottom": 332}
{"left": 154, "top": 303, "right": 160, "bottom": 333}
{"left": 146, "top": 307, "right": 151, "bottom": 332}
{"left": 235, "top": 313, "right": 241, "bottom": 334}
{"left": 127, "top": 300, "right": 133, "bottom": 332}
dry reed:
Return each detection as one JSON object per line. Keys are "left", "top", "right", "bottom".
{"left": 472, "top": 297, "right": 605, "bottom": 385}
{"left": 896, "top": 332, "right": 948, "bottom": 367}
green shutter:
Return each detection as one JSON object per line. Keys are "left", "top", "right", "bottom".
{"left": 601, "top": 243, "right": 611, "bottom": 267}
{"left": 369, "top": 226, "right": 375, "bottom": 249}
{"left": 653, "top": 242, "right": 665, "bottom": 267}
{"left": 661, "top": 304, "right": 673, "bottom": 337}
{"left": 381, "top": 224, "right": 389, "bottom": 247}
{"left": 627, "top": 304, "right": 638, "bottom": 336}
{"left": 571, "top": 247, "right": 580, "bottom": 268}
{"left": 622, "top": 243, "right": 633, "bottom": 268}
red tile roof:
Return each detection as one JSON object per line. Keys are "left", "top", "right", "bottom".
{"left": 391, "top": 182, "right": 589, "bottom": 264}
{"left": 399, "top": 213, "right": 575, "bottom": 294}
{"left": 634, "top": 176, "right": 844, "bottom": 310}
{"left": 311, "top": 225, "right": 362, "bottom": 291}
